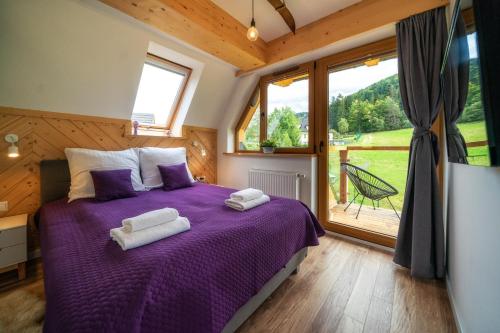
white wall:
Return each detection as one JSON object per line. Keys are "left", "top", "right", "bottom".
{"left": 446, "top": 164, "right": 500, "bottom": 333}
{"left": 0, "top": 0, "right": 237, "bottom": 131}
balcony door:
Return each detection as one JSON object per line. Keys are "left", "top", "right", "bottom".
{"left": 316, "top": 38, "right": 412, "bottom": 247}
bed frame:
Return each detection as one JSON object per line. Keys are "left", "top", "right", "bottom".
{"left": 39, "top": 159, "right": 307, "bottom": 332}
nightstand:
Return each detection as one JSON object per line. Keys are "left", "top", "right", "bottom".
{"left": 0, "top": 214, "right": 27, "bottom": 280}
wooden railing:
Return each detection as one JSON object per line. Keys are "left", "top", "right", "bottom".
{"left": 466, "top": 140, "right": 488, "bottom": 148}
{"left": 332, "top": 139, "right": 488, "bottom": 204}
{"left": 333, "top": 145, "right": 409, "bottom": 204}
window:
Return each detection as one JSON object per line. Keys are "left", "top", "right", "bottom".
{"left": 262, "top": 63, "right": 314, "bottom": 152}
{"left": 132, "top": 53, "right": 191, "bottom": 130}
{"left": 235, "top": 62, "right": 315, "bottom": 153}
{"left": 235, "top": 86, "right": 261, "bottom": 151}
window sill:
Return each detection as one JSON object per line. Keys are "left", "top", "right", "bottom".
{"left": 223, "top": 152, "right": 317, "bottom": 158}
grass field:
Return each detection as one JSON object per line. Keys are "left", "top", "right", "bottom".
{"left": 351, "top": 121, "right": 488, "bottom": 146}
{"left": 329, "top": 121, "right": 489, "bottom": 211}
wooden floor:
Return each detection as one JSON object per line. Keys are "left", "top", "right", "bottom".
{"left": 238, "top": 235, "right": 456, "bottom": 333}
{"left": 0, "top": 236, "right": 455, "bottom": 333}
{"left": 330, "top": 203, "right": 400, "bottom": 237}
{"left": 0, "top": 258, "right": 44, "bottom": 299}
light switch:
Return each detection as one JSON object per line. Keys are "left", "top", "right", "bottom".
{"left": 0, "top": 201, "right": 8, "bottom": 211}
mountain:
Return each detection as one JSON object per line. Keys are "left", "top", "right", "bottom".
{"left": 329, "top": 73, "right": 408, "bottom": 133}
{"left": 329, "top": 58, "right": 483, "bottom": 133}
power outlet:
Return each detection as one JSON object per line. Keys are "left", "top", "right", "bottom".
{"left": 0, "top": 201, "right": 8, "bottom": 212}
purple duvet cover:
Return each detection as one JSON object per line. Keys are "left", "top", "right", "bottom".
{"left": 39, "top": 183, "right": 324, "bottom": 332}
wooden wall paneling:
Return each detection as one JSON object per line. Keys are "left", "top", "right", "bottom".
{"left": 0, "top": 107, "right": 217, "bottom": 250}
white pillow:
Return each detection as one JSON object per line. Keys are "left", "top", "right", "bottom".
{"left": 65, "top": 148, "right": 145, "bottom": 202}
{"left": 139, "top": 147, "right": 194, "bottom": 189}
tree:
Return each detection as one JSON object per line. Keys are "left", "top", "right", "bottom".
{"left": 348, "top": 99, "right": 375, "bottom": 132}
{"left": 268, "top": 106, "right": 301, "bottom": 147}
{"left": 338, "top": 117, "right": 349, "bottom": 134}
{"left": 373, "top": 96, "right": 402, "bottom": 130}
{"left": 458, "top": 58, "right": 484, "bottom": 123}
{"left": 328, "top": 73, "right": 407, "bottom": 134}
{"left": 243, "top": 108, "right": 260, "bottom": 150}
{"left": 329, "top": 94, "right": 347, "bottom": 131}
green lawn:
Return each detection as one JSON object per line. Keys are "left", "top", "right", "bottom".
{"left": 329, "top": 150, "right": 408, "bottom": 211}
{"left": 350, "top": 121, "right": 487, "bottom": 146}
{"left": 329, "top": 121, "right": 489, "bottom": 211}
{"left": 457, "top": 121, "right": 489, "bottom": 143}
{"left": 355, "top": 127, "right": 412, "bottom": 146}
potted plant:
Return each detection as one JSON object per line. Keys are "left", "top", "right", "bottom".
{"left": 261, "top": 139, "right": 277, "bottom": 153}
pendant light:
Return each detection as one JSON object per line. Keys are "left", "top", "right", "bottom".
{"left": 247, "top": 0, "right": 259, "bottom": 41}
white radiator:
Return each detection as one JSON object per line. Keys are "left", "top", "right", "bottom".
{"left": 248, "top": 169, "right": 304, "bottom": 200}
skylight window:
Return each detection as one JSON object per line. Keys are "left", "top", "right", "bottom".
{"left": 132, "top": 54, "right": 191, "bottom": 129}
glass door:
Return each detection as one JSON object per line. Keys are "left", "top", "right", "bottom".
{"left": 327, "top": 56, "right": 409, "bottom": 244}
{"left": 316, "top": 38, "right": 412, "bottom": 247}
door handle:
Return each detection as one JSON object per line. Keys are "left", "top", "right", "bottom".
{"left": 319, "top": 141, "right": 324, "bottom": 153}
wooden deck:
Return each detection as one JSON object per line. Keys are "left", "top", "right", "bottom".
{"left": 329, "top": 203, "right": 401, "bottom": 237}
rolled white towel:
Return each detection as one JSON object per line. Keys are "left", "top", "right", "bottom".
{"left": 229, "top": 188, "right": 264, "bottom": 202}
{"left": 225, "top": 195, "right": 270, "bottom": 211}
{"left": 122, "top": 207, "right": 179, "bottom": 233}
{"left": 111, "top": 217, "right": 190, "bottom": 250}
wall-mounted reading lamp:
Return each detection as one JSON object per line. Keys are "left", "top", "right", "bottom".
{"left": 5, "top": 134, "right": 19, "bottom": 158}
{"left": 192, "top": 140, "right": 207, "bottom": 158}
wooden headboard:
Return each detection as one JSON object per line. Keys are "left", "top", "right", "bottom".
{"left": 0, "top": 106, "right": 217, "bottom": 219}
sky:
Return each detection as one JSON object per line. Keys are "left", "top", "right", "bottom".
{"left": 268, "top": 79, "right": 309, "bottom": 116}
{"left": 468, "top": 32, "right": 478, "bottom": 59}
{"left": 132, "top": 63, "right": 184, "bottom": 125}
{"left": 329, "top": 58, "right": 398, "bottom": 97}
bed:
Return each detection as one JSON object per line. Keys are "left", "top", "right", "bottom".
{"left": 38, "top": 160, "right": 324, "bottom": 332}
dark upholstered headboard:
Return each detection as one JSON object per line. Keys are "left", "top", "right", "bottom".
{"left": 40, "top": 160, "right": 71, "bottom": 205}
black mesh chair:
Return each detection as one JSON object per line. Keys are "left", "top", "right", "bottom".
{"left": 341, "top": 162, "right": 400, "bottom": 220}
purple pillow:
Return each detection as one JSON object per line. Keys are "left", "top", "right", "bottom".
{"left": 158, "top": 163, "right": 193, "bottom": 191}
{"left": 90, "top": 169, "right": 137, "bottom": 201}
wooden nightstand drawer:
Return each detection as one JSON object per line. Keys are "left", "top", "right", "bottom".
{"left": 0, "top": 243, "right": 27, "bottom": 268}
{"left": 0, "top": 226, "right": 26, "bottom": 248}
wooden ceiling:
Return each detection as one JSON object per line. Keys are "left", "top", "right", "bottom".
{"left": 100, "top": 0, "right": 449, "bottom": 74}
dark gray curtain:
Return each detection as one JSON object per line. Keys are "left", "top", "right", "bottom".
{"left": 444, "top": 14, "right": 470, "bottom": 164}
{"left": 394, "top": 7, "right": 446, "bottom": 279}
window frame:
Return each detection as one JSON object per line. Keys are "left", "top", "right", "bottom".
{"left": 132, "top": 53, "right": 192, "bottom": 132}
{"left": 234, "top": 84, "right": 261, "bottom": 152}
{"left": 234, "top": 61, "right": 315, "bottom": 154}
{"left": 316, "top": 37, "right": 401, "bottom": 248}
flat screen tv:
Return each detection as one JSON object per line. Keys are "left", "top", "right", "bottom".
{"left": 441, "top": 0, "right": 500, "bottom": 166}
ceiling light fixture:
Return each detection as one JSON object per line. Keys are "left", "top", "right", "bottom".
{"left": 364, "top": 58, "right": 381, "bottom": 67}
{"left": 247, "top": 0, "right": 259, "bottom": 42}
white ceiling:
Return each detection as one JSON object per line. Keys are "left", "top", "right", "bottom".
{"left": 212, "top": 0, "right": 362, "bottom": 42}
